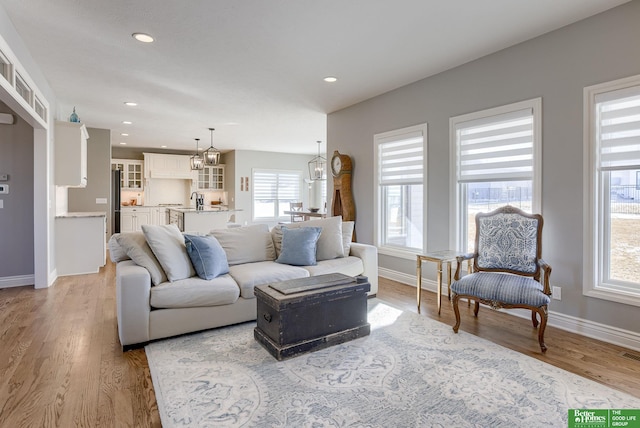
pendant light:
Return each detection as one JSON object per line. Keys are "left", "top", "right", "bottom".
{"left": 190, "top": 138, "right": 204, "bottom": 170}
{"left": 203, "top": 127, "right": 221, "bottom": 166}
{"left": 308, "top": 140, "right": 326, "bottom": 181}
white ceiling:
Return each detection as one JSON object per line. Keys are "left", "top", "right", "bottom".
{"left": 0, "top": 0, "right": 629, "bottom": 154}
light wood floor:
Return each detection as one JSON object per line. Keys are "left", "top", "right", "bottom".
{"left": 1, "top": 263, "right": 639, "bottom": 427}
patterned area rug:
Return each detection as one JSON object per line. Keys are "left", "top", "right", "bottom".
{"left": 146, "top": 300, "right": 640, "bottom": 427}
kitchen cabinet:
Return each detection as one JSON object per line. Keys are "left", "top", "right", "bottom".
{"left": 120, "top": 207, "right": 151, "bottom": 232}
{"left": 55, "top": 213, "right": 106, "bottom": 275}
{"left": 198, "top": 165, "right": 225, "bottom": 190}
{"left": 143, "top": 153, "right": 193, "bottom": 179}
{"left": 151, "top": 207, "right": 168, "bottom": 226}
{"left": 112, "top": 159, "right": 144, "bottom": 190}
{"left": 55, "top": 121, "right": 89, "bottom": 187}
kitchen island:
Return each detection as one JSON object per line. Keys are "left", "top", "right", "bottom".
{"left": 168, "top": 207, "right": 242, "bottom": 233}
{"left": 55, "top": 212, "right": 106, "bottom": 275}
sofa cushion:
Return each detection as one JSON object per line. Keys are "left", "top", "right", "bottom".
{"left": 272, "top": 216, "right": 344, "bottom": 261}
{"left": 150, "top": 274, "right": 240, "bottom": 309}
{"left": 302, "top": 256, "right": 364, "bottom": 278}
{"left": 108, "top": 233, "right": 130, "bottom": 263}
{"left": 342, "top": 221, "right": 355, "bottom": 257}
{"left": 276, "top": 226, "right": 322, "bottom": 266}
{"left": 211, "top": 224, "right": 276, "bottom": 265}
{"left": 228, "top": 261, "right": 309, "bottom": 298}
{"left": 116, "top": 232, "right": 167, "bottom": 286}
{"left": 184, "top": 234, "right": 229, "bottom": 280}
{"left": 143, "top": 224, "right": 195, "bottom": 282}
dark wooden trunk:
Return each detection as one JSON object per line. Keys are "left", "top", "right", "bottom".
{"left": 254, "top": 273, "right": 370, "bottom": 360}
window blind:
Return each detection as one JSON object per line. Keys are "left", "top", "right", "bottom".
{"left": 456, "top": 108, "right": 534, "bottom": 183}
{"left": 596, "top": 87, "right": 640, "bottom": 171}
{"left": 378, "top": 132, "right": 424, "bottom": 185}
{"left": 253, "top": 170, "right": 301, "bottom": 200}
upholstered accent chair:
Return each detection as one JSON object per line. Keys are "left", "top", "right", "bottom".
{"left": 451, "top": 205, "right": 552, "bottom": 352}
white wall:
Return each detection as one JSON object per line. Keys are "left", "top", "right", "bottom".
{"left": 0, "top": 5, "right": 56, "bottom": 288}
{"left": 328, "top": 2, "right": 640, "bottom": 336}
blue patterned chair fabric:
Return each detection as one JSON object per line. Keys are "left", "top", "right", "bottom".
{"left": 450, "top": 205, "right": 552, "bottom": 353}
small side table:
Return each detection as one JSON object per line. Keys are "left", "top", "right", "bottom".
{"left": 416, "top": 250, "right": 469, "bottom": 315}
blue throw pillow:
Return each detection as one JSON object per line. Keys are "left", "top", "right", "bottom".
{"left": 184, "top": 234, "right": 229, "bottom": 280}
{"left": 276, "top": 226, "right": 322, "bottom": 266}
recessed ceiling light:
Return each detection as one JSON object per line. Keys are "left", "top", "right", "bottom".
{"left": 121, "top": 133, "right": 129, "bottom": 136}
{"left": 132, "top": 33, "right": 154, "bottom": 43}
{"left": 124, "top": 102, "right": 137, "bottom": 106}
{"left": 323, "top": 76, "right": 338, "bottom": 83}
{"left": 161, "top": 145, "right": 167, "bottom": 148}
{"left": 119, "top": 142, "right": 127, "bottom": 145}
{"left": 122, "top": 121, "right": 132, "bottom": 125}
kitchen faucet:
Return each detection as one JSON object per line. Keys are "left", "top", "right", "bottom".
{"left": 190, "top": 192, "right": 204, "bottom": 210}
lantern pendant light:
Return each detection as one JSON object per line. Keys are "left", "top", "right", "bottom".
{"left": 203, "top": 127, "right": 221, "bottom": 166}
{"left": 190, "top": 138, "right": 204, "bottom": 170}
{"left": 307, "top": 140, "right": 326, "bottom": 181}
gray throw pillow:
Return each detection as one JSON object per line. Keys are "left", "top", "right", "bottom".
{"left": 342, "top": 221, "right": 355, "bottom": 257}
{"left": 115, "top": 232, "right": 167, "bottom": 286}
{"left": 142, "top": 224, "right": 195, "bottom": 282}
{"left": 211, "top": 224, "right": 276, "bottom": 265}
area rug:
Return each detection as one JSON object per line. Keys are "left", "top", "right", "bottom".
{"left": 146, "top": 300, "right": 640, "bottom": 427}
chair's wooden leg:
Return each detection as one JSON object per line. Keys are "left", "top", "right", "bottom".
{"left": 473, "top": 301, "right": 480, "bottom": 317}
{"left": 531, "top": 310, "right": 539, "bottom": 328}
{"left": 452, "top": 294, "right": 461, "bottom": 333}
{"left": 536, "top": 306, "right": 548, "bottom": 353}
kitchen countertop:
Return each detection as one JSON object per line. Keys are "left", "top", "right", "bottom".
{"left": 56, "top": 211, "right": 106, "bottom": 218}
{"left": 168, "top": 207, "right": 242, "bottom": 213}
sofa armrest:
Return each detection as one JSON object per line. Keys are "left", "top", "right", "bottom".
{"left": 349, "top": 243, "right": 378, "bottom": 295}
{"left": 116, "top": 261, "right": 152, "bottom": 349}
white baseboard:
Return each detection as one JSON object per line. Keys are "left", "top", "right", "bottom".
{"left": 378, "top": 268, "right": 640, "bottom": 353}
{"left": 0, "top": 274, "right": 35, "bottom": 289}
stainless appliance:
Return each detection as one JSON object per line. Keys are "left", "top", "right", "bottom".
{"left": 112, "top": 169, "right": 122, "bottom": 233}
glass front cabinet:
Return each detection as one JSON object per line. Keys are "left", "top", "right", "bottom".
{"left": 112, "top": 159, "right": 144, "bottom": 190}
{"left": 198, "top": 165, "right": 225, "bottom": 190}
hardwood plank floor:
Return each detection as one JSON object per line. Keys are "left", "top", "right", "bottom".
{"left": 0, "top": 263, "right": 638, "bottom": 427}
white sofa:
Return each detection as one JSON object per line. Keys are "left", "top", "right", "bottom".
{"left": 110, "top": 218, "right": 378, "bottom": 350}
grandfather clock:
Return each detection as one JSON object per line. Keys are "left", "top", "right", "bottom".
{"left": 330, "top": 150, "right": 356, "bottom": 241}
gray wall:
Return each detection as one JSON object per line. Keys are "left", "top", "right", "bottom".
{"left": 68, "top": 127, "right": 112, "bottom": 235}
{"left": 0, "top": 101, "right": 34, "bottom": 278}
{"left": 327, "top": 2, "right": 640, "bottom": 333}
{"left": 229, "top": 150, "right": 315, "bottom": 227}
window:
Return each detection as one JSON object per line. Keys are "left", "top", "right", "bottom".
{"left": 253, "top": 169, "right": 302, "bottom": 221}
{"left": 374, "top": 124, "right": 426, "bottom": 257}
{"left": 584, "top": 75, "right": 640, "bottom": 306}
{"left": 34, "top": 96, "right": 47, "bottom": 122}
{"left": 0, "top": 49, "right": 10, "bottom": 82}
{"left": 450, "top": 98, "right": 541, "bottom": 252}
{"left": 15, "top": 72, "right": 32, "bottom": 104}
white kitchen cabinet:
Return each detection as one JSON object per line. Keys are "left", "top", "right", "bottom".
{"left": 198, "top": 165, "right": 225, "bottom": 190}
{"left": 112, "top": 159, "right": 144, "bottom": 190}
{"left": 150, "top": 207, "right": 168, "bottom": 225}
{"left": 55, "top": 213, "right": 106, "bottom": 276}
{"left": 143, "top": 153, "right": 193, "bottom": 179}
{"left": 120, "top": 207, "right": 151, "bottom": 232}
{"left": 55, "top": 121, "right": 89, "bottom": 187}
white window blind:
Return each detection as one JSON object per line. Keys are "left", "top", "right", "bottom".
{"left": 596, "top": 87, "right": 640, "bottom": 171}
{"left": 378, "top": 132, "right": 424, "bottom": 185}
{"left": 253, "top": 171, "right": 300, "bottom": 200}
{"left": 455, "top": 108, "right": 534, "bottom": 183}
